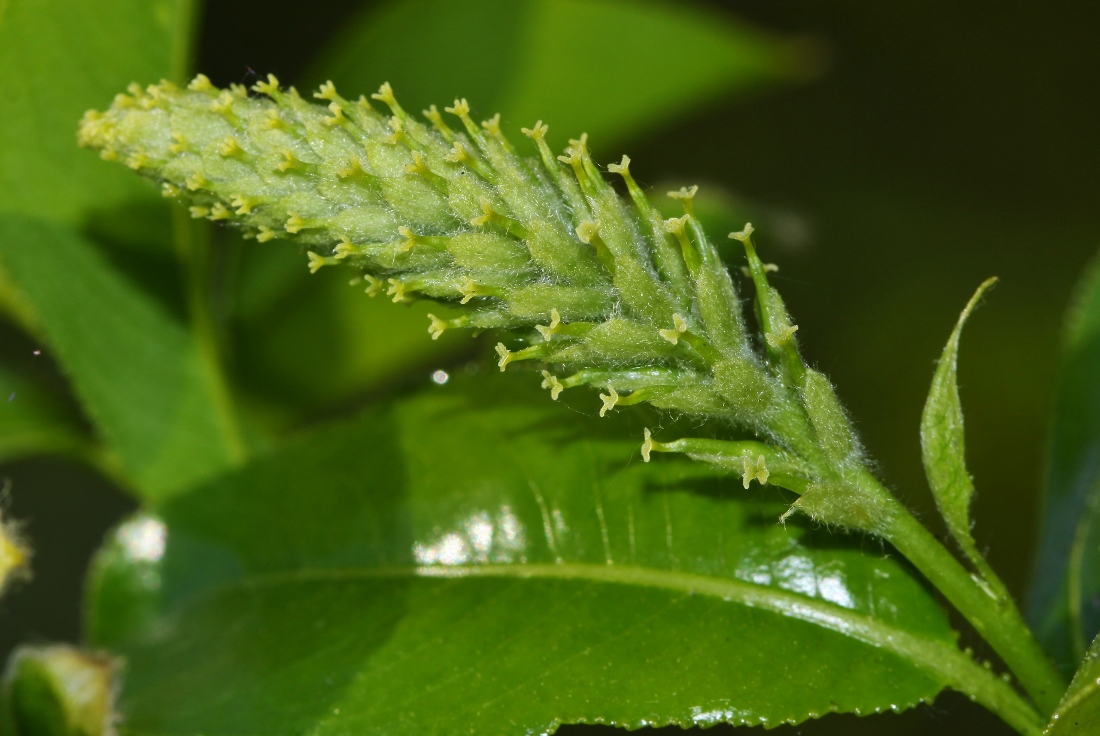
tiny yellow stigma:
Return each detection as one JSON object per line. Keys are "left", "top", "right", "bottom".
{"left": 535, "top": 308, "right": 561, "bottom": 341}
{"left": 363, "top": 274, "right": 383, "bottom": 297}
{"left": 521, "top": 120, "right": 549, "bottom": 140}
{"left": 314, "top": 80, "right": 338, "bottom": 101}
{"left": 729, "top": 223, "right": 755, "bottom": 242}
{"left": 386, "top": 278, "right": 408, "bottom": 303}
{"left": 230, "top": 194, "right": 255, "bottom": 215}
{"left": 495, "top": 342, "right": 513, "bottom": 371}
{"left": 253, "top": 74, "right": 280, "bottom": 97}
{"left": 540, "top": 370, "right": 564, "bottom": 400}
{"left": 325, "top": 101, "right": 347, "bottom": 126}
{"left": 741, "top": 453, "right": 770, "bottom": 489}
{"left": 427, "top": 314, "right": 448, "bottom": 340}
{"left": 219, "top": 136, "right": 242, "bottom": 157}
{"left": 161, "top": 182, "right": 180, "bottom": 198}
{"left": 459, "top": 278, "right": 482, "bottom": 305}
{"left": 765, "top": 324, "right": 799, "bottom": 349}
{"left": 607, "top": 155, "right": 631, "bottom": 175}
{"left": 187, "top": 73, "right": 214, "bottom": 92}
{"left": 397, "top": 226, "right": 418, "bottom": 253}
{"left": 599, "top": 386, "right": 619, "bottom": 418}
{"left": 285, "top": 213, "right": 305, "bottom": 234}
{"left": 659, "top": 313, "right": 689, "bottom": 345}
{"left": 444, "top": 98, "right": 472, "bottom": 121}
{"left": 209, "top": 89, "right": 235, "bottom": 114}
{"left": 470, "top": 198, "right": 494, "bottom": 228}
{"left": 277, "top": 148, "right": 301, "bottom": 172}
{"left": 168, "top": 131, "right": 187, "bottom": 154}
{"left": 307, "top": 251, "right": 336, "bottom": 274}
{"left": 371, "top": 82, "right": 397, "bottom": 106}
{"left": 481, "top": 113, "right": 503, "bottom": 139}
{"left": 445, "top": 141, "right": 471, "bottom": 164}
{"left": 188, "top": 205, "right": 210, "bottom": 219}
{"left": 209, "top": 202, "right": 230, "bottom": 221}
{"left": 667, "top": 185, "right": 698, "bottom": 215}
{"left": 575, "top": 221, "right": 599, "bottom": 245}
{"left": 334, "top": 235, "right": 358, "bottom": 259}
{"left": 256, "top": 226, "right": 275, "bottom": 243}
{"left": 185, "top": 171, "right": 207, "bottom": 191}
{"left": 229, "top": 83, "right": 247, "bottom": 98}
{"left": 641, "top": 428, "right": 654, "bottom": 462}
{"left": 663, "top": 214, "right": 690, "bottom": 236}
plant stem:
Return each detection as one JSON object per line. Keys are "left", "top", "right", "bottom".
{"left": 858, "top": 470, "right": 1066, "bottom": 716}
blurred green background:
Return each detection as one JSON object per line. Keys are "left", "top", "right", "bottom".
{"left": 1, "top": 1, "right": 1098, "bottom": 733}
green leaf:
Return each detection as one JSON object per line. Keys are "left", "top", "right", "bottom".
{"left": 0, "top": 357, "right": 89, "bottom": 464}
{"left": 920, "top": 278, "right": 998, "bottom": 575}
{"left": 1031, "top": 253, "right": 1100, "bottom": 670}
{"left": 1045, "top": 632, "right": 1100, "bottom": 735}
{"left": 0, "top": 0, "right": 194, "bottom": 223}
{"left": 0, "top": 217, "right": 237, "bottom": 500}
{"left": 86, "top": 375, "right": 1031, "bottom": 734}
{"left": 309, "top": 0, "right": 807, "bottom": 150}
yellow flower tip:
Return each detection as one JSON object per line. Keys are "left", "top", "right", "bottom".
{"left": 253, "top": 73, "right": 281, "bottom": 97}
{"left": 641, "top": 428, "right": 654, "bottom": 462}
{"left": 397, "top": 227, "right": 418, "bottom": 253}
{"left": 371, "top": 82, "right": 396, "bottom": 106}
{"left": 765, "top": 324, "right": 799, "bottom": 349}
{"left": 598, "top": 386, "right": 619, "bottom": 418}
{"left": 125, "top": 150, "right": 150, "bottom": 170}
{"left": 363, "top": 274, "right": 383, "bottom": 297}
{"left": 659, "top": 312, "right": 689, "bottom": 345}
{"left": 481, "top": 112, "right": 502, "bottom": 137}
{"left": 126, "top": 82, "right": 143, "bottom": 97}
{"left": 386, "top": 278, "right": 408, "bottom": 303}
{"left": 334, "top": 235, "right": 358, "bottom": 259}
{"left": 445, "top": 141, "right": 469, "bottom": 164}
{"left": 0, "top": 515, "right": 30, "bottom": 589}
{"left": 575, "top": 221, "right": 599, "bottom": 245}
{"left": 185, "top": 172, "right": 207, "bottom": 191}
{"left": 521, "top": 120, "right": 549, "bottom": 140}
{"left": 535, "top": 307, "right": 562, "bottom": 341}
{"left": 729, "top": 222, "right": 755, "bottom": 242}
{"left": 607, "top": 155, "right": 631, "bottom": 175}
{"left": 663, "top": 214, "right": 689, "bottom": 235}
{"left": 209, "top": 202, "right": 230, "bottom": 221}
{"left": 262, "top": 108, "right": 285, "bottom": 130}
{"left": 306, "top": 251, "right": 331, "bottom": 274}
{"left": 256, "top": 226, "right": 275, "bottom": 243}
{"left": 568, "top": 133, "right": 589, "bottom": 157}
{"left": 540, "top": 370, "right": 564, "bottom": 400}
{"left": 167, "top": 131, "right": 187, "bottom": 154}
{"left": 187, "top": 73, "right": 214, "bottom": 92}
{"left": 495, "top": 342, "right": 513, "bottom": 371}
{"left": 188, "top": 205, "right": 210, "bottom": 219}
{"left": 314, "top": 80, "right": 338, "bottom": 101}
{"left": 229, "top": 194, "right": 254, "bottom": 215}
{"left": 459, "top": 278, "right": 485, "bottom": 305}
{"left": 556, "top": 149, "right": 579, "bottom": 166}
{"left": 741, "top": 453, "right": 769, "bottom": 489}
{"left": 325, "top": 101, "right": 347, "bottom": 126}
{"left": 470, "top": 198, "right": 494, "bottom": 228}
{"left": 277, "top": 148, "right": 299, "bottom": 172}
{"left": 285, "top": 214, "right": 305, "bottom": 234}
{"left": 427, "top": 313, "right": 448, "bottom": 340}
{"left": 209, "top": 89, "right": 235, "bottom": 114}
{"left": 444, "top": 98, "right": 471, "bottom": 120}
{"left": 229, "top": 83, "right": 248, "bottom": 98}
{"left": 161, "top": 183, "right": 180, "bottom": 198}
{"left": 667, "top": 185, "right": 698, "bottom": 202}
{"left": 98, "top": 148, "right": 118, "bottom": 161}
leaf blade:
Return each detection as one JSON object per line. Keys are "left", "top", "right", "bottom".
{"left": 920, "top": 277, "right": 998, "bottom": 572}
{"left": 1045, "top": 631, "right": 1100, "bottom": 735}
{"left": 87, "top": 377, "right": 1038, "bottom": 733}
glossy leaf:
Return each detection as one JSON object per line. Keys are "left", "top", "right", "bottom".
{"left": 920, "top": 278, "right": 997, "bottom": 573}
{"left": 0, "top": 217, "right": 237, "bottom": 500}
{"left": 1045, "top": 632, "right": 1100, "bottom": 735}
{"left": 1031, "top": 254, "right": 1100, "bottom": 670}
{"left": 86, "top": 375, "right": 1029, "bottom": 734}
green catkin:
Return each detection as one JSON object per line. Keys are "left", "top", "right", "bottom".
{"left": 79, "top": 75, "right": 869, "bottom": 530}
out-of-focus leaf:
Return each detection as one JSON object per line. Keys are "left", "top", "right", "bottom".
{"left": 0, "top": 358, "right": 89, "bottom": 464}
{"left": 0, "top": 217, "right": 237, "bottom": 501}
{"left": 920, "top": 278, "right": 998, "bottom": 573}
{"left": 309, "top": 0, "right": 808, "bottom": 150}
{"left": 1031, "top": 254, "right": 1100, "bottom": 671}
{"left": 84, "top": 375, "right": 1028, "bottom": 735}
{"left": 0, "top": 0, "right": 193, "bottom": 223}
{"left": 1045, "top": 632, "right": 1100, "bottom": 735}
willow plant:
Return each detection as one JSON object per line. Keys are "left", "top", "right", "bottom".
{"left": 74, "top": 74, "right": 1065, "bottom": 734}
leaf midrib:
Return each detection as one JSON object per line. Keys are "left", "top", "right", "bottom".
{"left": 165, "top": 559, "right": 1036, "bottom": 729}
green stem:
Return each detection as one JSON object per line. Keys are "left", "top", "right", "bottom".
{"left": 171, "top": 208, "right": 246, "bottom": 464}
{"left": 859, "top": 471, "right": 1065, "bottom": 716}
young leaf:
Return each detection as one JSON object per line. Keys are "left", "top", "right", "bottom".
{"left": 1030, "top": 253, "right": 1100, "bottom": 670}
{"left": 84, "top": 376, "right": 1041, "bottom": 736}
{"left": 1044, "top": 631, "right": 1100, "bottom": 735}
{"left": 920, "top": 277, "right": 1000, "bottom": 580}
{"left": 0, "top": 218, "right": 239, "bottom": 500}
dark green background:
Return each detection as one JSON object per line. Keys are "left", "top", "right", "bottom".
{"left": 1, "top": 1, "right": 1097, "bottom": 734}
